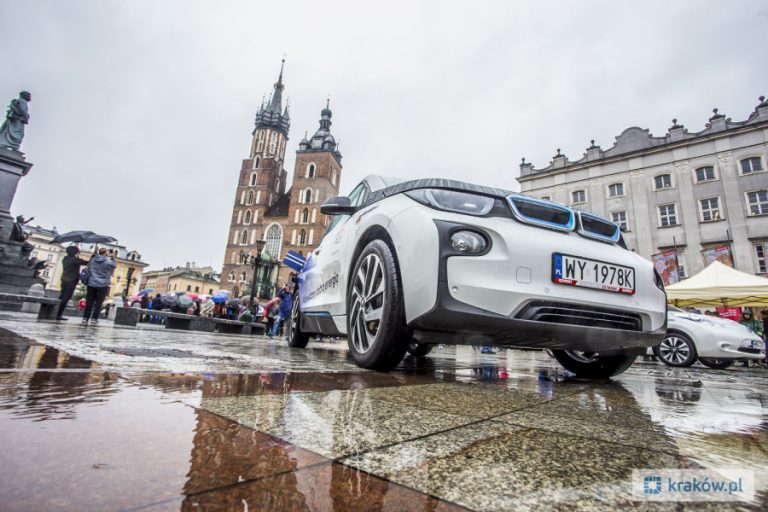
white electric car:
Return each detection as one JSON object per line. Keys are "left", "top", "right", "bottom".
{"left": 287, "top": 176, "right": 667, "bottom": 378}
{"left": 652, "top": 306, "right": 765, "bottom": 369}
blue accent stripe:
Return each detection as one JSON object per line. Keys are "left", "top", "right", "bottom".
{"left": 577, "top": 211, "right": 621, "bottom": 243}
{"left": 506, "top": 195, "right": 576, "bottom": 232}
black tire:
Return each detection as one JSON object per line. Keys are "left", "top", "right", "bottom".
{"left": 653, "top": 332, "right": 697, "bottom": 367}
{"left": 346, "top": 239, "right": 412, "bottom": 370}
{"left": 406, "top": 341, "right": 433, "bottom": 357}
{"left": 699, "top": 358, "right": 735, "bottom": 369}
{"left": 551, "top": 350, "right": 636, "bottom": 379}
{"left": 286, "top": 292, "right": 310, "bottom": 348}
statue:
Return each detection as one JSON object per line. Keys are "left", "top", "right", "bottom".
{"left": 0, "top": 91, "right": 31, "bottom": 151}
{"left": 10, "top": 215, "right": 33, "bottom": 242}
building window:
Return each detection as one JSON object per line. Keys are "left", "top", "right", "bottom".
{"left": 250, "top": 172, "right": 257, "bottom": 186}
{"left": 540, "top": 196, "right": 551, "bottom": 201}
{"left": 654, "top": 174, "right": 672, "bottom": 190}
{"left": 42, "top": 269, "right": 50, "bottom": 278}
{"left": 244, "top": 210, "right": 251, "bottom": 224}
{"left": 209, "top": 288, "right": 214, "bottom": 295}
{"left": 268, "top": 132, "right": 277, "bottom": 154}
{"left": 46, "top": 254, "right": 53, "bottom": 261}
{"left": 754, "top": 242, "right": 767, "bottom": 273}
{"left": 607, "top": 183, "right": 624, "bottom": 198}
{"left": 746, "top": 190, "right": 768, "bottom": 216}
{"left": 303, "top": 189, "right": 312, "bottom": 204}
{"left": 265, "top": 223, "right": 282, "bottom": 259}
{"left": 299, "top": 229, "right": 307, "bottom": 245}
{"left": 331, "top": 169, "right": 337, "bottom": 186}
{"left": 571, "top": 190, "right": 586, "bottom": 204}
{"left": 241, "top": 271, "right": 247, "bottom": 282}
{"left": 307, "top": 163, "right": 316, "bottom": 178}
{"left": 228, "top": 272, "right": 235, "bottom": 282}
{"left": 658, "top": 204, "right": 678, "bottom": 227}
{"left": 241, "top": 229, "right": 249, "bottom": 245}
{"left": 699, "top": 197, "right": 722, "bottom": 222}
{"left": 610, "top": 211, "right": 628, "bottom": 231}
{"left": 246, "top": 190, "right": 254, "bottom": 205}
{"left": 254, "top": 156, "right": 260, "bottom": 168}
{"left": 195, "top": 286, "right": 199, "bottom": 292}
{"left": 301, "top": 208, "right": 309, "bottom": 224}
{"left": 740, "top": 157, "right": 764, "bottom": 174}
{"left": 186, "top": 285, "right": 192, "bottom": 292}
{"left": 694, "top": 166, "right": 716, "bottom": 183}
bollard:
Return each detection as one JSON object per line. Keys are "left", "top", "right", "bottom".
{"left": 20, "top": 284, "right": 44, "bottom": 314}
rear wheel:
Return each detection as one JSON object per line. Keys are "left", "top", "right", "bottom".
{"left": 653, "top": 333, "right": 697, "bottom": 367}
{"left": 551, "top": 350, "right": 636, "bottom": 379}
{"left": 406, "top": 341, "right": 433, "bottom": 357}
{"left": 699, "top": 358, "right": 735, "bottom": 369}
{"left": 286, "top": 292, "right": 310, "bottom": 348}
{"left": 346, "top": 239, "right": 412, "bottom": 370}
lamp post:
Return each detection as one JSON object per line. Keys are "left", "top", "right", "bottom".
{"left": 124, "top": 267, "right": 135, "bottom": 299}
{"left": 248, "top": 238, "right": 267, "bottom": 308}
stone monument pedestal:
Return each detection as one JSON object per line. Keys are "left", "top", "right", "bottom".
{"left": 0, "top": 147, "right": 42, "bottom": 294}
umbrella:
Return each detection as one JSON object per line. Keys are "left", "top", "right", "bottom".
{"left": 138, "top": 288, "right": 154, "bottom": 296}
{"left": 239, "top": 295, "right": 251, "bottom": 304}
{"left": 161, "top": 293, "right": 179, "bottom": 307}
{"left": 211, "top": 294, "right": 228, "bottom": 304}
{"left": 186, "top": 293, "right": 199, "bottom": 300}
{"left": 178, "top": 295, "right": 194, "bottom": 308}
{"left": 227, "top": 298, "right": 242, "bottom": 308}
{"left": 51, "top": 230, "right": 117, "bottom": 245}
{"left": 215, "top": 290, "right": 232, "bottom": 297}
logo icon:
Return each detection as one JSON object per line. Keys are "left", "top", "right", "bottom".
{"left": 644, "top": 475, "right": 662, "bottom": 495}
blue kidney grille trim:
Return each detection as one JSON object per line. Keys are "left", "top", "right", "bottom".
{"left": 506, "top": 195, "right": 575, "bottom": 231}
{"left": 578, "top": 211, "right": 620, "bottom": 242}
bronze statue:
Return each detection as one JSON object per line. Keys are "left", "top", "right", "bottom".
{"left": 10, "top": 215, "right": 33, "bottom": 242}
{"left": 0, "top": 91, "right": 31, "bottom": 150}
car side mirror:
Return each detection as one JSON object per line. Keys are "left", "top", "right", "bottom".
{"left": 321, "top": 196, "right": 357, "bottom": 215}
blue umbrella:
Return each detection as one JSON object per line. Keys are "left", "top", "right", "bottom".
{"left": 138, "top": 288, "right": 154, "bottom": 296}
{"left": 211, "top": 294, "right": 228, "bottom": 304}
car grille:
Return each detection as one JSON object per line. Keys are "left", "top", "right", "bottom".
{"left": 506, "top": 195, "right": 621, "bottom": 245}
{"left": 517, "top": 301, "right": 643, "bottom": 331}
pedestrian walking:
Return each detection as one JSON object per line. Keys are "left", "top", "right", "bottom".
{"left": 267, "top": 283, "right": 293, "bottom": 338}
{"left": 81, "top": 248, "right": 116, "bottom": 325}
{"left": 56, "top": 246, "right": 88, "bottom": 320}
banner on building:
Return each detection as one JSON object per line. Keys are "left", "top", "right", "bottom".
{"left": 701, "top": 245, "right": 733, "bottom": 267}
{"left": 651, "top": 250, "right": 680, "bottom": 286}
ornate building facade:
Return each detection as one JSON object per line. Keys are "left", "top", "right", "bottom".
{"left": 518, "top": 97, "right": 768, "bottom": 278}
{"left": 220, "top": 61, "right": 343, "bottom": 296}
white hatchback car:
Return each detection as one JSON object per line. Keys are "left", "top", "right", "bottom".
{"left": 652, "top": 306, "right": 765, "bottom": 369}
{"left": 288, "top": 176, "right": 668, "bottom": 378}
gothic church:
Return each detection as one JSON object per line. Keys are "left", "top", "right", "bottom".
{"left": 220, "top": 60, "right": 342, "bottom": 296}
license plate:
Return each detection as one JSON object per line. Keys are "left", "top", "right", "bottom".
{"left": 552, "top": 253, "right": 635, "bottom": 294}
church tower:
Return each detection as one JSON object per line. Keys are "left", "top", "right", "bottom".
{"left": 278, "top": 100, "right": 343, "bottom": 284}
{"left": 221, "top": 60, "right": 290, "bottom": 293}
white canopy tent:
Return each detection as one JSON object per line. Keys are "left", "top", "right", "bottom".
{"left": 666, "top": 261, "right": 768, "bottom": 307}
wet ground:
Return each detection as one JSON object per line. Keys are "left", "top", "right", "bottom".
{"left": 0, "top": 311, "right": 766, "bottom": 511}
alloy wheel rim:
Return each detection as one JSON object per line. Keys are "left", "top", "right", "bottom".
{"left": 565, "top": 350, "right": 599, "bottom": 363}
{"left": 659, "top": 336, "right": 691, "bottom": 364}
{"left": 349, "top": 253, "right": 386, "bottom": 354}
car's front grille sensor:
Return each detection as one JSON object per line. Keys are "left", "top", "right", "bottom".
{"left": 517, "top": 301, "right": 642, "bottom": 331}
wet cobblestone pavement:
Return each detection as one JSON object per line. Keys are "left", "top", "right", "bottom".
{"left": 0, "top": 312, "right": 766, "bottom": 511}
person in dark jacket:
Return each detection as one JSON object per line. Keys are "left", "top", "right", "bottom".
{"left": 82, "top": 248, "right": 116, "bottom": 324}
{"left": 56, "top": 246, "right": 88, "bottom": 320}
{"left": 268, "top": 283, "right": 293, "bottom": 338}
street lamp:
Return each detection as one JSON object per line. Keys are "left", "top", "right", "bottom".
{"left": 248, "top": 237, "right": 267, "bottom": 308}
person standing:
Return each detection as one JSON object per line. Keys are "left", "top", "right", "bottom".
{"left": 56, "top": 246, "right": 88, "bottom": 320}
{"left": 267, "top": 283, "right": 293, "bottom": 338}
{"left": 82, "top": 248, "right": 116, "bottom": 325}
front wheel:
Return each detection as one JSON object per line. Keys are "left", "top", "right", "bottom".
{"left": 347, "top": 239, "right": 412, "bottom": 370}
{"left": 653, "top": 333, "right": 697, "bottom": 367}
{"left": 286, "top": 292, "right": 310, "bottom": 348}
{"left": 698, "top": 358, "right": 735, "bottom": 369}
{"left": 551, "top": 350, "right": 636, "bottom": 379}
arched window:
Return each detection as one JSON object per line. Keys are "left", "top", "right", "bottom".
{"left": 303, "top": 188, "right": 312, "bottom": 204}
{"left": 230, "top": 252, "right": 236, "bottom": 264}
{"left": 250, "top": 172, "right": 257, "bottom": 186}
{"left": 247, "top": 190, "right": 254, "bottom": 205}
{"left": 240, "top": 252, "right": 249, "bottom": 264}
{"left": 331, "top": 169, "right": 337, "bottom": 186}
{"left": 301, "top": 208, "right": 309, "bottom": 224}
{"left": 265, "top": 223, "right": 283, "bottom": 259}
{"left": 241, "top": 229, "right": 249, "bottom": 245}
{"left": 253, "top": 156, "right": 260, "bottom": 169}
{"left": 241, "top": 271, "right": 247, "bottom": 282}
{"left": 299, "top": 229, "right": 307, "bottom": 245}
{"left": 307, "top": 163, "right": 316, "bottom": 178}
{"left": 269, "top": 132, "right": 278, "bottom": 154}
{"left": 244, "top": 210, "right": 251, "bottom": 224}
{"left": 228, "top": 272, "right": 235, "bottom": 282}
{"left": 275, "top": 178, "right": 279, "bottom": 192}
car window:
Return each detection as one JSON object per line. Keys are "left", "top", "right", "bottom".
{"left": 324, "top": 182, "right": 369, "bottom": 235}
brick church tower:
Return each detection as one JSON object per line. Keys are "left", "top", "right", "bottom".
{"left": 220, "top": 61, "right": 343, "bottom": 297}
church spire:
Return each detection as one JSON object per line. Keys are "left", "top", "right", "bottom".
{"left": 253, "top": 57, "right": 290, "bottom": 136}
{"left": 268, "top": 58, "right": 286, "bottom": 112}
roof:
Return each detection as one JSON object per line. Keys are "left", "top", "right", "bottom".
{"left": 666, "top": 261, "right": 768, "bottom": 307}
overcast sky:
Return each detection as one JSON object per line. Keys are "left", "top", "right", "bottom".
{"left": 2, "top": 0, "right": 766, "bottom": 270}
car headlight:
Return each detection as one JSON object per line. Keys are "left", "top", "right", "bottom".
{"left": 405, "top": 188, "right": 495, "bottom": 216}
